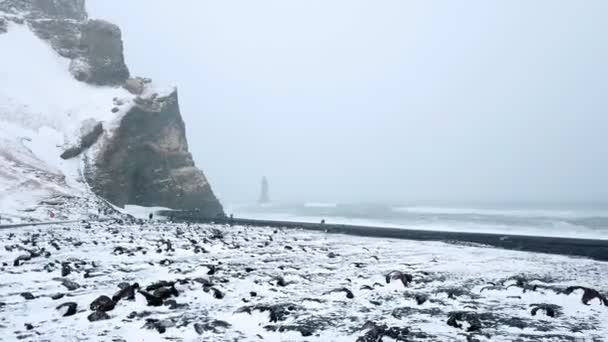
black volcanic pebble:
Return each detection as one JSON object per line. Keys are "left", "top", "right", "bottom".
{"left": 13, "top": 255, "right": 31, "bottom": 266}
{"left": 138, "top": 291, "right": 164, "bottom": 306}
{"left": 152, "top": 286, "right": 178, "bottom": 301}
{"left": 61, "top": 279, "right": 81, "bottom": 291}
{"left": 143, "top": 319, "right": 170, "bottom": 334}
{"left": 61, "top": 263, "right": 72, "bottom": 277}
{"left": 164, "top": 299, "right": 188, "bottom": 310}
{"left": 56, "top": 302, "right": 78, "bottom": 317}
{"left": 87, "top": 311, "right": 110, "bottom": 322}
{"left": 51, "top": 293, "right": 65, "bottom": 300}
{"left": 146, "top": 281, "right": 175, "bottom": 292}
{"left": 250, "top": 291, "right": 257, "bottom": 297}
{"left": 20, "top": 292, "right": 36, "bottom": 300}
{"left": 194, "top": 323, "right": 205, "bottom": 335}
{"left": 415, "top": 294, "right": 428, "bottom": 305}
{"left": 24, "top": 323, "right": 34, "bottom": 330}
{"left": 90, "top": 295, "right": 116, "bottom": 312}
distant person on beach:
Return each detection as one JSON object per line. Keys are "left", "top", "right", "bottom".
{"left": 148, "top": 213, "right": 153, "bottom": 221}
{"left": 321, "top": 219, "right": 325, "bottom": 225}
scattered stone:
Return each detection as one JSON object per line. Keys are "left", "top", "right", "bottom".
{"left": 146, "top": 280, "right": 175, "bottom": 292}
{"left": 357, "top": 321, "right": 409, "bottom": 342}
{"left": 530, "top": 304, "right": 561, "bottom": 317}
{"left": 124, "top": 77, "right": 146, "bottom": 95}
{"left": 90, "top": 295, "right": 116, "bottom": 312}
{"left": 164, "top": 299, "right": 188, "bottom": 310}
{"left": 113, "top": 283, "right": 139, "bottom": 302}
{"left": 194, "top": 320, "right": 232, "bottom": 335}
{"left": 143, "top": 318, "right": 174, "bottom": 334}
{"left": 323, "top": 287, "right": 354, "bottom": 299}
{"left": 127, "top": 311, "right": 153, "bottom": 319}
{"left": 563, "top": 286, "right": 608, "bottom": 306}
{"left": 21, "top": 292, "right": 36, "bottom": 300}
{"left": 236, "top": 304, "right": 300, "bottom": 323}
{"left": 61, "top": 263, "right": 72, "bottom": 277}
{"left": 447, "top": 311, "right": 482, "bottom": 332}
{"left": 13, "top": 255, "right": 31, "bottom": 266}
{"left": 87, "top": 311, "right": 110, "bottom": 322}
{"left": 56, "top": 302, "right": 78, "bottom": 317}
{"left": 138, "top": 291, "right": 163, "bottom": 307}
{"left": 59, "top": 279, "right": 81, "bottom": 291}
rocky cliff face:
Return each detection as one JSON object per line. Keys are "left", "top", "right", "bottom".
{"left": 0, "top": 0, "right": 224, "bottom": 216}
{"left": 87, "top": 91, "right": 224, "bottom": 217}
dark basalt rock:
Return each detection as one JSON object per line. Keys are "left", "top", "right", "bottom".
{"left": 236, "top": 303, "right": 301, "bottom": 323}
{"left": 447, "top": 311, "right": 483, "bottom": 332}
{"left": 112, "top": 282, "right": 139, "bottom": 302}
{"left": 392, "top": 306, "right": 443, "bottom": 319}
{"left": 357, "top": 321, "right": 409, "bottom": 342}
{"left": 163, "top": 299, "right": 188, "bottom": 310}
{"left": 143, "top": 318, "right": 174, "bottom": 334}
{"left": 56, "top": 278, "right": 80, "bottom": 291}
{"left": 85, "top": 90, "right": 224, "bottom": 217}
{"left": 61, "top": 263, "right": 71, "bottom": 277}
{"left": 60, "top": 122, "right": 104, "bottom": 159}
{"left": 21, "top": 292, "right": 36, "bottom": 300}
{"left": 90, "top": 295, "right": 115, "bottom": 312}
{"left": 87, "top": 310, "right": 110, "bottom": 322}
{"left": 322, "top": 287, "right": 354, "bottom": 299}
{"left": 530, "top": 303, "right": 561, "bottom": 318}
{"left": 153, "top": 285, "right": 179, "bottom": 300}
{"left": 56, "top": 302, "right": 77, "bottom": 317}
{"left": 264, "top": 324, "right": 314, "bottom": 337}
{"left": 137, "top": 290, "right": 164, "bottom": 307}
{"left": 73, "top": 19, "right": 129, "bottom": 86}
{"left": 29, "top": 19, "right": 82, "bottom": 58}
{"left": 13, "top": 255, "right": 31, "bottom": 266}
{"left": 127, "top": 311, "right": 153, "bottom": 319}
{"left": 51, "top": 293, "right": 65, "bottom": 300}
{"left": 16, "top": 1, "right": 127, "bottom": 86}
{"left": 31, "top": 0, "right": 87, "bottom": 21}
{"left": 563, "top": 286, "right": 608, "bottom": 306}
{"left": 0, "top": 18, "right": 7, "bottom": 34}
{"left": 194, "top": 320, "right": 231, "bottom": 334}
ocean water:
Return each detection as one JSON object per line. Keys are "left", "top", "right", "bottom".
{"left": 228, "top": 202, "right": 608, "bottom": 240}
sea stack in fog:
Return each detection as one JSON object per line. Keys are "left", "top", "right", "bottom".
{"left": 259, "top": 176, "right": 270, "bottom": 204}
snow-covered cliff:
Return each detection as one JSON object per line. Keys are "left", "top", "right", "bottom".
{"left": 0, "top": 0, "right": 223, "bottom": 222}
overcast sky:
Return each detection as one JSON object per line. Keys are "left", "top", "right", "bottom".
{"left": 88, "top": 0, "right": 608, "bottom": 205}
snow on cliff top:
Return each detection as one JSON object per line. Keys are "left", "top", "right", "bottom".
{"left": 0, "top": 21, "right": 132, "bottom": 221}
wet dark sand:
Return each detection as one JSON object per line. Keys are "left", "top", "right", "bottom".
{"left": 164, "top": 211, "right": 608, "bottom": 262}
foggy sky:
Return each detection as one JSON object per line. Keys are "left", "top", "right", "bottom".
{"left": 88, "top": 1, "right": 608, "bottom": 205}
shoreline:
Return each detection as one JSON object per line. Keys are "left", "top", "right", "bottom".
{"left": 163, "top": 211, "right": 608, "bottom": 262}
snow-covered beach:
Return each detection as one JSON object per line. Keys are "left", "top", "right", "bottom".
{"left": 1, "top": 220, "right": 607, "bottom": 341}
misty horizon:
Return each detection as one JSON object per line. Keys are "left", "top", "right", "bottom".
{"left": 89, "top": 0, "right": 608, "bottom": 205}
